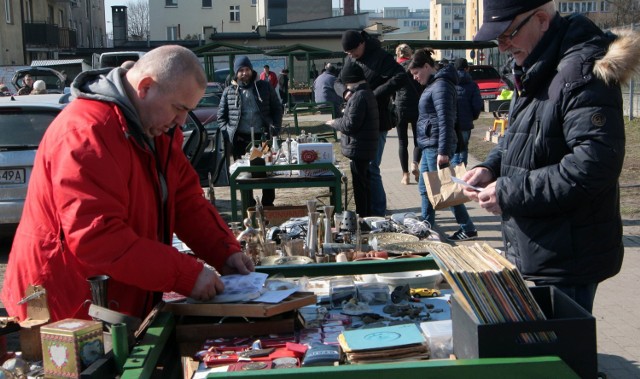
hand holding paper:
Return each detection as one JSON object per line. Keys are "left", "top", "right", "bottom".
{"left": 451, "top": 176, "right": 485, "bottom": 192}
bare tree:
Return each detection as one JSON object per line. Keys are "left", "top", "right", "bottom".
{"left": 601, "top": 0, "right": 640, "bottom": 28}
{"left": 126, "top": 0, "right": 149, "bottom": 41}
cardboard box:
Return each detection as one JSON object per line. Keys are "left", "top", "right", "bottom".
{"left": 452, "top": 286, "right": 596, "bottom": 379}
{"left": 40, "top": 318, "right": 104, "bottom": 378}
{"left": 296, "top": 143, "right": 334, "bottom": 177}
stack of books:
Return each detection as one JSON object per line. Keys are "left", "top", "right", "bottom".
{"left": 338, "top": 323, "right": 430, "bottom": 363}
{"left": 429, "top": 243, "right": 556, "bottom": 343}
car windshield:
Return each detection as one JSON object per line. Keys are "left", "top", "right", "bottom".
{"left": 469, "top": 67, "right": 501, "bottom": 80}
{"left": 0, "top": 109, "right": 58, "bottom": 147}
{"left": 197, "top": 93, "right": 221, "bottom": 108}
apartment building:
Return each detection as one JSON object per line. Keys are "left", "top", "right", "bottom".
{"left": 368, "top": 7, "right": 430, "bottom": 34}
{"left": 0, "top": 0, "right": 105, "bottom": 66}
{"left": 149, "top": 0, "right": 332, "bottom": 42}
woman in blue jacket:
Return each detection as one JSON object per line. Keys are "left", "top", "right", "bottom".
{"left": 409, "top": 49, "right": 477, "bottom": 241}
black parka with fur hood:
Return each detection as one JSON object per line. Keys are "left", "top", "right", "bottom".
{"left": 479, "top": 14, "right": 640, "bottom": 285}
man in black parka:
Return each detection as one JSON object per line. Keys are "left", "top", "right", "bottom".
{"left": 466, "top": 0, "right": 640, "bottom": 313}
{"left": 337, "top": 30, "right": 408, "bottom": 216}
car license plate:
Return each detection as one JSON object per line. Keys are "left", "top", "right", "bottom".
{"left": 481, "top": 94, "right": 497, "bottom": 99}
{"left": 0, "top": 168, "right": 26, "bottom": 184}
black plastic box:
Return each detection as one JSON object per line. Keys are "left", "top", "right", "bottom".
{"left": 452, "top": 285, "right": 596, "bottom": 379}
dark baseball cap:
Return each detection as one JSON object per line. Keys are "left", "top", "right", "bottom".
{"left": 474, "top": 0, "right": 551, "bottom": 41}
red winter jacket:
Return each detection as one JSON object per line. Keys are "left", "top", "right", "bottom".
{"left": 1, "top": 98, "right": 240, "bottom": 322}
{"left": 260, "top": 71, "right": 278, "bottom": 89}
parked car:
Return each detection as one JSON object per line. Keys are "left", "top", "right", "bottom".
{"left": 468, "top": 65, "right": 509, "bottom": 100}
{"left": 11, "top": 67, "right": 66, "bottom": 95}
{"left": 0, "top": 93, "right": 207, "bottom": 236}
{"left": 0, "top": 94, "right": 67, "bottom": 235}
{"left": 214, "top": 68, "right": 231, "bottom": 85}
{"left": 205, "top": 82, "right": 224, "bottom": 97}
{"left": 182, "top": 115, "right": 229, "bottom": 192}
{"left": 193, "top": 92, "right": 220, "bottom": 125}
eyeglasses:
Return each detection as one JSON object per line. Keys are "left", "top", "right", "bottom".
{"left": 497, "top": 11, "right": 539, "bottom": 44}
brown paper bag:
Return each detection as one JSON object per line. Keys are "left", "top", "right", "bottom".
{"left": 423, "top": 164, "right": 471, "bottom": 210}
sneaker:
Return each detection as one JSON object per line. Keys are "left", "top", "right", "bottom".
{"left": 447, "top": 229, "right": 478, "bottom": 242}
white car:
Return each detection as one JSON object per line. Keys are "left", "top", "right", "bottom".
{"left": 0, "top": 94, "right": 67, "bottom": 235}
{"left": 0, "top": 93, "right": 208, "bottom": 237}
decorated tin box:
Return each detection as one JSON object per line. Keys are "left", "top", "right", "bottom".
{"left": 296, "top": 142, "right": 334, "bottom": 177}
{"left": 40, "top": 318, "right": 104, "bottom": 378}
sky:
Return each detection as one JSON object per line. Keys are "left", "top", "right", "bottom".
{"left": 103, "top": 0, "right": 425, "bottom": 35}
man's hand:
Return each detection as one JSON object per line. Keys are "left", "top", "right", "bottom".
{"left": 190, "top": 266, "right": 224, "bottom": 301}
{"left": 461, "top": 167, "right": 494, "bottom": 200}
{"left": 325, "top": 119, "right": 335, "bottom": 127}
{"left": 477, "top": 182, "right": 502, "bottom": 215}
{"left": 221, "top": 252, "right": 255, "bottom": 276}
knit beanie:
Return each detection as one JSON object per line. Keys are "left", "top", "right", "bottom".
{"left": 341, "top": 61, "right": 365, "bottom": 84}
{"left": 341, "top": 30, "right": 364, "bottom": 51}
{"left": 234, "top": 55, "right": 253, "bottom": 73}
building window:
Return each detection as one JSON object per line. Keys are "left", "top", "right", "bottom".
{"left": 230, "top": 5, "right": 240, "bottom": 22}
{"left": 59, "top": 9, "right": 64, "bottom": 27}
{"left": 167, "top": 26, "right": 178, "bottom": 40}
{"left": 166, "top": 0, "right": 177, "bottom": 7}
{"left": 251, "top": 0, "right": 257, "bottom": 5}
{"left": 4, "top": 0, "right": 12, "bottom": 23}
{"left": 202, "top": 0, "right": 211, "bottom": 7}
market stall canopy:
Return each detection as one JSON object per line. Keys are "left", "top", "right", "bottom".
{"left": 192, "top": 42, "right": 265, "bottom": 82}
{"left": 265, "top": 44, "right": 343, "bottom": 85}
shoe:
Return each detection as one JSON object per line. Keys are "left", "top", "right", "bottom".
{"left": 401, "top": 172, "right": 410, "bottom": 185}
{"left": 411, "top": 162, "right": 420, "bottom": 182}
{"left": 447, "top": 229, "right": 478, "bottom": 242}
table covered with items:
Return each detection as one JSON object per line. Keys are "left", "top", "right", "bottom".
{"left": 0, "top": 204, "right": 596, "bottom": 379}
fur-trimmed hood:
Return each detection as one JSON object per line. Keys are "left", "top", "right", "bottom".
{"left": 594, "top": 27, "right": 640, "bottom": 85}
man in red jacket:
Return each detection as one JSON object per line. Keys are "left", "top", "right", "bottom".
{"left": 1, "top": 45, "right": 254, "bottom": 322}
{"left": 259, "top": 64, "right": 278, "bottom": 89}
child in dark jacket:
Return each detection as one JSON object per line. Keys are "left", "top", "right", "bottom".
{"left": 327, "top": 62, "right": 379, "bottom": 217}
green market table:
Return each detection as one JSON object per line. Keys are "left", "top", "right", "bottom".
{"left": 229, "top": 163, "right": 343, "bottom": 222}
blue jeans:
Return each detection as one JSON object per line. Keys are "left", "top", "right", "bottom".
{"left": 451, "top": 130, "right": 471, "bottom": 166}
{"left": 368, "top": 131, "right": 388, "bottom": 216}
{"left": 418, "top": 146, "right": 475, "bottom": 231}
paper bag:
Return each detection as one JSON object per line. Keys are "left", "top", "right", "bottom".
{"left": 423, "top": 164, "right": 470, "bottom": 210}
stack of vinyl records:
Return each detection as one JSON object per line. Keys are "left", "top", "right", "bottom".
{"left": 338, "top": 323, "right": 430, "bottom": 363}
{"left": 429, "top": 243, "right": 556, "bottom": 343}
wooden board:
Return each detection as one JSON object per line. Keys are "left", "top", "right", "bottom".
{"left": 163, "top": 292, "right": 316, "bottom": 318}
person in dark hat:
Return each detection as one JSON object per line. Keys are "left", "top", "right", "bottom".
{"left": 218, "top": 55, "right": 283, "bottom": 207}
{"left": 326, "top": 61, "right": 379, "bottom": 217}
{"left": 313, "top": 63, "right": 343, "bottom": 117}
{"left": 464, "top": 0, "right": 640, "bottom": 314}
{"left": 336, "top": 29, "right": 408, "bottom": 216}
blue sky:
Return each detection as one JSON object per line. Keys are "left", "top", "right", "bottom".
{"left": 103, "top": 0, "right": 425, "bottom": 33}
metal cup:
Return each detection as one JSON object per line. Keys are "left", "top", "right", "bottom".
{"left": 87, "top": 275, "right": 110, "bottom": 308}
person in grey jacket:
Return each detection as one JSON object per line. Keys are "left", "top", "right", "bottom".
{"left": 218, "top": 55, "right": 283, "bottom": 206}
{"left": 409, "top": 49, "right": 477, "bottom": 242}
{"left": 451, "top": 58, "right": 483, "bottom": 167}
{"left": 313, "top": 63, "right": 343, "bottom": 117}
{"left": 327, "top": 62, "right": 379, "bottom": 217}
{"left": 466, "top": 0, "right": 640, "bottom": 313}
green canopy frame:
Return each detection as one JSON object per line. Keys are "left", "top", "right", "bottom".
{"left": 265, "top": 44, "right": 344, "bottom": 110}
{"left": 192, "top": 42, "right": 264, "bottom": 82}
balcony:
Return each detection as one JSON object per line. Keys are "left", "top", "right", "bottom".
{"left": 24, "top": 22, "right": 77, "bottom": 50}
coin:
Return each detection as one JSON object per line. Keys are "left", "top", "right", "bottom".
{"left": 241, "top": 362, "right": 269, "bottom": 370}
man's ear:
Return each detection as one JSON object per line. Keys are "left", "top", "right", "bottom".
{"left": 537, "top": 11, "right": 552, "bottom": 33}
{"left": 136, "top": 76, "right": 155, "bottom": 99}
